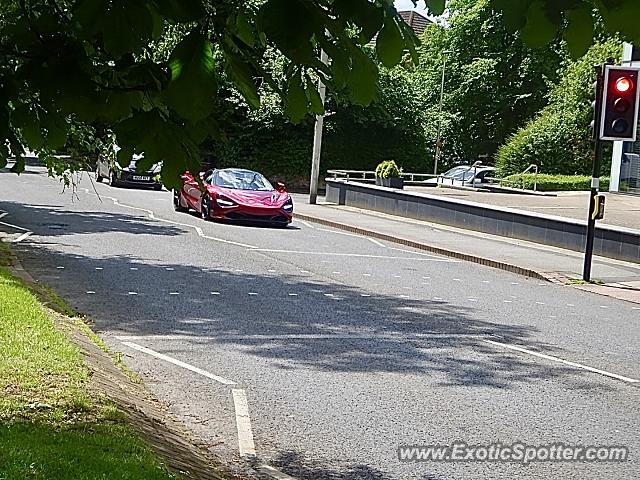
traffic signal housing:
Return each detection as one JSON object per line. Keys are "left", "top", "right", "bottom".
{"left": 600, "top": 65, "right": 640, "bottom": 141}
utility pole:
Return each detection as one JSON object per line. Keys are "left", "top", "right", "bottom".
{"left": 433, "top": 51, "right": 452, "bottom": 175}
{"left": 309, "top": 49, "right": 329, "bottom": 205}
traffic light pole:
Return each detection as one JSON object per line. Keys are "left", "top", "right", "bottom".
{"left": 583, "top": 64, "right": 605, "bottom": 282}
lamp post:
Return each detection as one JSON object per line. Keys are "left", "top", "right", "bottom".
{"left": 433, "top": 50, "right": 452, "bottom": 175}
{"left": 309, "top": 50, "right": 329, "bottom": 205}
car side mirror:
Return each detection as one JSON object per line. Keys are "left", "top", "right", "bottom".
{"left": 276, "top": 182, "right": 286, "bottom": 192}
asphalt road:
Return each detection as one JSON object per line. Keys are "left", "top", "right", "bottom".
{"left": 1, "top": 164, "right": 639, "bottom": 480}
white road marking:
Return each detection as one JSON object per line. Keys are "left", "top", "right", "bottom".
{"left": 128, "top": 292, "right": 138, "bottom": 295}
{"left": 0, "top": 219, "right": 29, "bottom": 231}
{"left": 324, "top": 293, "right": 334, "bottom": 297}
{"left": 503, "top": 300, "right": 513, "bottom": 303}
{"left": 56, "top": 266, "right": 65, "bottom": 269}
{"left": 511, "top": 282, "right": 519, "bottom": 285}
{"left": 368, "top": 238, "right": 386, "bottom": 248}
{"left": 166, "top": 267, "right": 174, "bottom": 271}
{"left": 483, "top": 339, "right": 640, "bottom": 384}
{"left": 169, "top": 292, "right": 180, "bottom": 295}
{"left": 256, "top": 465, "right": 298, "bottom": 480}
{"left": 121, "top": 341, "right": 236, "bottom": 385}
{"left": 86, "top": 291, "right": 95, "bottom": 294}
{"left": 130, "top": 267, "right": 138, "bottom": 271}
{"left": 633, "top": 307, "right": 640, "bottom": 310}
{"left": 0, "top": 212, "right": 7, "bottom": 219}
{"left": 332, "top": 271, "right": 341, "bottom": 274}
{"left": 232, "top": 389, "right": 256, "bottom": 457}
{"left": 268, "top": 269, "right": 276, "bottom": 273}
{"left": 453, "top": 278, "right": 461, "bottom": 282}
{"left": 434, "top": 297, "right": 443, "bottom": 300}
{"left": 95, "top": 267, "right": 103, "bottom": 270}
{"left": 600, "top": 306, "right": 608, "bottom": 309}
{"left": 482, "top": 280, "right": 490, "bottom": 284}
{"left": 535, "top": 302, "right": 546, "bottom": 305}
{"left": 422, "top": 276, "right": 431, "bottom": 280}
{"left": 288, "top": 293, "right": 298, "bottom": 296}
{"left": 400, "top": 295, "right": 410, "bottom": 298}
{"left": 297, "top": 220, "right": 315, "bottom": 229}
{"left": 567, "top": 304, "right": 575, "bottom": 307}
{"left": 248, "top": 292, "right": 258, "bottom": 296}
{"left": 363, "top": 273, "right": 372, "bottom": 276}
{"left": 393, "top": 275, "right": 401, "bottom": 278}
{"left": 300, "top": 270, "right": 310, "bottom": 273}
{"left": 211, "top": 292, "right": 221, "bottom": 295}
{"left": 251, "top": 249, "right": 458, "bottom": 262}
{"left": 12, "top": 231, "right": 32, "bottom": 243}
{"left": 468, "top": 298, "right": 478, "bottom": 302}
{"left": 361, "top": 294, "right": 371, "bottom": 297}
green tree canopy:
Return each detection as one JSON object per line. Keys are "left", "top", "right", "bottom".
{"left": 1, "top": 0, "right": 640, "bottom": 186}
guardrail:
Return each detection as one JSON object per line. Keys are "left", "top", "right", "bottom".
{"left": 326, "top": 169, "right": 438, "bottom": 184}
{"left": 496, "top": 164, "right": 539, "bottom": 191}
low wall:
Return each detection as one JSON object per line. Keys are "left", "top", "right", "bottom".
{"left": 326, "top": 180, "right": 640, "bottom": 264}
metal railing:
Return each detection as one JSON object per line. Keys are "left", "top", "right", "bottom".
{"left": 326, "top": 169, "right": 439, "bottom": 184}
{"left": 497, "top": 164, "right": 539, "bottom": 191}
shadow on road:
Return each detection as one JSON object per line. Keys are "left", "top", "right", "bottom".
{"left": 0, "top": 200, "right": 185, "bottom": 238}
{"left": 7, "top": 236, "right": 598, "bottom": 391}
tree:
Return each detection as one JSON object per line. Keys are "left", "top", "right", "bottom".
{"left": 0, "top": 0, "right": 427, "bottom": 187}
{"left": 2, "top": 0, "right": 640, "bottom": 187}
{"left": 411, "top": 0, "right": 564, "bottom": 166}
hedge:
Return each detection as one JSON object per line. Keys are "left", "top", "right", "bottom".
{"left": 502, "top": 174, "right": 610, "bottom": 192}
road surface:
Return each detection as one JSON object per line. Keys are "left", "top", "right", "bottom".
{"left": 1, "top": 164, "right": 639, "bottom": 479}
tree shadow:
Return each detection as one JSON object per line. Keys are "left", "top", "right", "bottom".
{"left": 8, "top": 239, "right": 610, "bottom": 391}
{"left": 0, "top": 200, "right": 184, "bottom": 238}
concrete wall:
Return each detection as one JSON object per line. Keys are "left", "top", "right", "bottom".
{"left": 326, "top": 180, "right": 640, "bottom": 264}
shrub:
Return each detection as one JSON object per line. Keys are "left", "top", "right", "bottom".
{"left": 375, "top": 160, "right": 402, "bottom": 179}
{"left": 496, "top": 39, "right": 622, "bottom": 176}
{"left": 502, "top": 174, "right": 610, "bottom": 192}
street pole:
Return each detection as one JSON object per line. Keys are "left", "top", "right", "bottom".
{"left": 583, "top": 64, "right": 605, "bottom": 282}
{"left": 309, "top": 49, "right": 328, "bottom": 205}
{"left": 433, "top": 52, "right": 450, "bottom": 175}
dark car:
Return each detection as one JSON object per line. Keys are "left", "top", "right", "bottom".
{"left": 174, "top": 168, "right": 293, "bottom": 227}
{"left": 96, "top": 153, "right": 162, "bottom": 190}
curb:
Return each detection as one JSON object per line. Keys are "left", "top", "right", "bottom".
{"left": 295, "top": 213, "right": 551, "bottom": 282}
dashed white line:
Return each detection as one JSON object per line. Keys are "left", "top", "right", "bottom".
{"left": 361, "top": 294, "right": 371, "bottom": 297}
{"left": 56, "top": 266, "right": 65, "bottom": 269}
{"left": 248, "top": 292, "right": 258, "bottom": 296}
{"left": 483, "top": 339, "right": 639, "bottom": 384}
{"left": 130, "top": 267, "right": 138, "bottom": 271}
{"left": 288, "top": 293, "right": 298, "bottom": 296}
{"left": 86, "top": 291, "right": 95, "bottom": 294}
{"left": 535, "top": 302, "right": 546, "bottom": 305}
{"left": 95, "top": 267, "right": 103, "bottom": 270}
{"left": 232, "top": 389, "right": 256, "bottom": 457}
{"left": 13, "top": 231, "right": 33, "bottom": 243}
{"left": 211, "top": 292, "right": 221, "bottom": 295}
{"left": 128, "top": 292, "right": 138, "bottom": 295}
{"left": 121, "top": 341, "right": 236, "bottom": 385}
{"left": 0, "top": 212, "right": 7, "bottom": 219}
{"left": 169, "top": 292, "right": 180, "bottom": 295}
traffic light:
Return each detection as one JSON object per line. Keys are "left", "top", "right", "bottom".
{"left": 600, "top": 65, "right": 640, "bottom": 141}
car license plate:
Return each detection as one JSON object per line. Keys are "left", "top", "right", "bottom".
{"left": 133, "top": 175, "right": 150, "bottom": 181}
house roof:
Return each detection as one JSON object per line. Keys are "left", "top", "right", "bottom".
{"left": 398, "top": 10, "right": 432, "bottom": 37}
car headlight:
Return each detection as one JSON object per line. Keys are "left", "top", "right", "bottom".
{"left": 216, "top": 196, "right": 236, "bottom": 208}
{"left": 283, "top": 197, "right": 293, "bottom": 211}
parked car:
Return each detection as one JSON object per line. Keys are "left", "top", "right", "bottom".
{"left": 96, "top": 153, "right": 162, "bottom": 190}
{"left": 425, "top": 165, "right": 496, "bottom": 187}
{"left": 174, "top": 168, "right": 293, "bottom": 227}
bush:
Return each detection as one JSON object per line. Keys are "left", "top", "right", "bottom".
{"left": 502, "top": 174, "right": 610, "bottom": 192}
{"left": 495, "top": 39, "right": 622, "bottom": 177}
{"left": 375, "top": 160, "right": 402, "bottom": 178}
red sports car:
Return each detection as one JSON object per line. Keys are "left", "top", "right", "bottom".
{"left": 174, "top": 168, "right": 293, "bottom": 226}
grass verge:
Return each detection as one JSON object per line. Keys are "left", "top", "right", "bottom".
{"left": 0, "top": 243, "right": 179, "bottom": 480}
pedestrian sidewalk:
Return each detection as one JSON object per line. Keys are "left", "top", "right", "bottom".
{"left": 291, "top": 194, "right": 640, "bottom": 305}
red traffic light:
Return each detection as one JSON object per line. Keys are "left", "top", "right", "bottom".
{"left": 616, "top": 77, "right": 633, "bottom": 93}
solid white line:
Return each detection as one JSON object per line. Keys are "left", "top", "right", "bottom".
{"left": 13, "top": 231, "right": 33, "bottom": 243}
{"left": 368, "top": 237, "right": 386, "bottom": 248}
{"left": 232, "top": 389, "right": 256, "bottom": 457}
{"left": 0, "top": 219, "right": 29, "bottom": 232}
{"left": 483, "top": 339, "right": 640, "bottom": 383}
{"left": 121, "top": 341, "right": 236, "bottom": 385}
{"left": 252, "top": 249, "right": 457, "bottom": 261}
{"left": 0, "top": 212, "right": 7, "bottom": 219}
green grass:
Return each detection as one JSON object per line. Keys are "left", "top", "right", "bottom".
{"left": 0, "top": 251, "right": 179, "bottom": 480}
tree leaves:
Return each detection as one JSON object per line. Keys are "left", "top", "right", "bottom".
{"left": 426, "top": 0, "right": 446, "bottom": 16}
{"left": 163, "top": 30, "right": 218, "bottom": 121}
{"left": 520, "top": 2, "right": 558, "bottom": 49}
{"left": 377, "top": 17, "right": 405, "bottom": 68}
{"left": 565, "top": 6, "right": 594, "bottom": 59}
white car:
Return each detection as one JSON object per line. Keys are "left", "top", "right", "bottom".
{"left": 425, "top": 165, "right": 496, "bottom": 187}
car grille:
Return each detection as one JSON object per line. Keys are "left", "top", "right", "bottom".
{"left": 225, "top": 212, "right": 289, "bottom": 223}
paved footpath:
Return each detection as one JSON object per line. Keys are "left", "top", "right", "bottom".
{"left": 292, "top": 194, "right": 640, "bottom": 304}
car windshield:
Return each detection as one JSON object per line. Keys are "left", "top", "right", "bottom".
{"left": 211, "top": 170, "right": 273, "bottom": 191}
{"left": 443, "top": 166, "right": 471, "bottom": 180}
